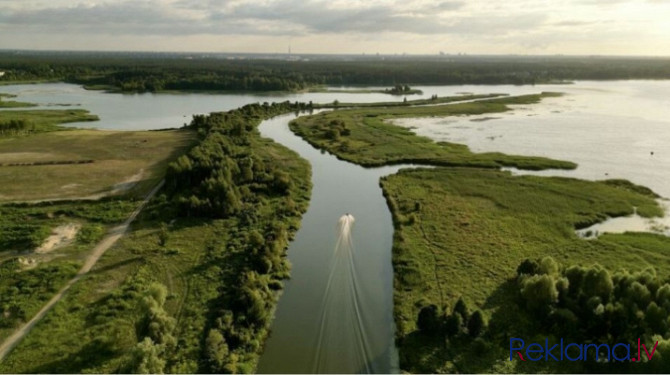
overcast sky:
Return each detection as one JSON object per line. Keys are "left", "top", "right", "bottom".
{"left": 1, "top": 0, "right": 669, "bottom": 55}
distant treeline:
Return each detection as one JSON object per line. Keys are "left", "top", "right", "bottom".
{"left": 2, "top": 52, "right": 670, "bottom": 92}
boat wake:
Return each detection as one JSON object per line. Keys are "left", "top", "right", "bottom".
{"left": 312, "top": 214, "right": 374, "bottom": 373}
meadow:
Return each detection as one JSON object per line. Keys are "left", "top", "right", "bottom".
{"left": 0, "top": 129, "right": 195, "bottom": 201}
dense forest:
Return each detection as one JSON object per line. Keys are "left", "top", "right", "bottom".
{"left": 1, "top": 51, "right": 670, "bottom": 92}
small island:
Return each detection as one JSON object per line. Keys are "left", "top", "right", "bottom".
{"left": 384, "top": 84, "right": 423, "bottom": 95}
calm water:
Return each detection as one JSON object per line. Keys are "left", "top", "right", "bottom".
{"left": 393, "top": 80, "right": 670, "bottom": 199}
{"left": 0, "top": 82, "right": 556, "bottom": 130}
{"left": 256, "top": 114, "right": 426, "bottom": 373}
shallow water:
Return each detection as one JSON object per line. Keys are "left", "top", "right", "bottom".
{"left": 0, "top": 82, "right": 563, "bottom": 130}
{"left": 577, "top": 200, "right": 670, "bottom": 239}
{"left": 392, "top": 81, "right": 670, "bottom": 200}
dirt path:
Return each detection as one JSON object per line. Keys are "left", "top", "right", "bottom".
{"left": 0, "top": 180, "right": 165, "bottom": 362}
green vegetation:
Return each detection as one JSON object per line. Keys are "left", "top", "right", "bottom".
{"left": 0, "top": 198, "right": 140, "bottom": 341}
{"left": 291, "top": 93, "right": 576, "bottom": 170}
{"left": 0, "top": 129, "right": 195, "bottom": 201}
{"left": 2, "top": 52, "right": 670, "bottom": 93}
{"left": 380, "top": 167, "right": 670, "bottom": 373}
{"left": 0, "top": 101, "right": 312, "bottom": 373}
{"left": 0, "top": 109, "right": 98, "bottom": 135}
{"left": 312, "top": 84, "right": 423, "bottom": 96}
{"left": 512, "top": 256, "right": 670, "bottom": 372}
{"left": 0, "top": 94, "right": 35, "bottom": 108}
{"left": 385, "top": 84, "right": 422, "bottom": 95}
{"left": 312, "top": 93, "right": 505, "bottom": 109}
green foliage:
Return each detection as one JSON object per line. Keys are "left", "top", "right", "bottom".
{"left": 0, "top": 109, "right": 98, "bottom": 135}
{"left": 290, "top": 93, "right": 578, "bottom": 171}
{"left": 381, "top": 167, "right": 668, "bottom": 373}
{"left": 4, "top": 52, "right": 670, "bottom": 92}
{"left": 0, "top": 199, "right": 136, "bottom": 253}
{"left": 77, "top": 223, "right": 104, "bottom": 244}
{"left": 516, "top": 256, "right": 670, "bottom": 343}
{"left": 165, "top": 101, "right": 309, "bottom": 218}
{"left": 0, "top": 261, "right": 79, "bottom": 330}
{"left": 157, "top": 223, "right": 169, "bottom": 247}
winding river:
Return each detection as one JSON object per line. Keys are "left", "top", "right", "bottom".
{"left": 256, "top": 114, "right": 425, "bottom": 373}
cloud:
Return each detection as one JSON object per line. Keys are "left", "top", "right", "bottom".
{"left": 0, "top": 0, "right": 668, "bottom": 55}
{"left": 0, "top": 0, "right": 548, "bottom": 37}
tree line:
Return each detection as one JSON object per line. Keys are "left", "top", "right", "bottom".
{"left": 515, "top": 256, "right": 670, "bottom": 371}
{"left": 3, "top": 52, "right": 670, "bottom": 93}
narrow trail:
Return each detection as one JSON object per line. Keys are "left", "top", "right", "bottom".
{"left": 0, "top": 180, "right": 165, "bottom": 362}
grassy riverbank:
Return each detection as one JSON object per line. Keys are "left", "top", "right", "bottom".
{"left": 290, "top": 93, "right": 575, "bottom": 170}
{"left": 0, "top": 102, "right": 312, "bottom": 373}
{"left": 381, "top": 168, "right": 670, "bottom": 373}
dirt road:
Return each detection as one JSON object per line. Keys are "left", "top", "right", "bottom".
{"left": 0, "top": 180, "right": 165, "bottom": 362}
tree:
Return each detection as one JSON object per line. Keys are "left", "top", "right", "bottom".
{"left": 129, "top": 338, "right": 166, "bottom": 374}
{"left": 205, "top": 329, "right": 229, "bottom": 371}
{"left": 520, "top": 274, "right": 558, "bottom": 314}
{"left": 445, "top": 313, "right": 463, "bottom": 337}
{"left": 417, "top": 304, "right": 440, "bottom": 333}
{"left": 158, "top": 223, "right": 169, "bottom": 247}
{"left": 467, "top": 310, "right": 485, "bottom": 337}
{"left": 454, "top": 297, "right": 469, "bottom": 321}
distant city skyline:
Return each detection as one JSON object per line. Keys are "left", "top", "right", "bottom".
{"left": 1, "top": 0, "right": 669, "bottom": 56}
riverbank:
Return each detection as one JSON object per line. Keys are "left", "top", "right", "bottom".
{"left": 0, "top": 102, "right": 312, "bottom": 373}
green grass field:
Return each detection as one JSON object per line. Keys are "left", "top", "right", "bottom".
{"left": 290, "top": 93, "right": 576, "bottom": 170}
{"left": 0, "top": 129, "right": 196, "bottom": 201}
{"left": 381, "top": 168, "right": 670, "bottom": 373}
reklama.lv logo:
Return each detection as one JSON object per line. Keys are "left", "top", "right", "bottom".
{"left": 510, "top": 338, "right": 659, "bottom": 362}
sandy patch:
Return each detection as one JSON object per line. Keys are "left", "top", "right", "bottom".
{"left": 35, "top": 223, "right": 81, "bottom": 254}
{"left": 17, "top": 257, "right": 39, "bottom": 270}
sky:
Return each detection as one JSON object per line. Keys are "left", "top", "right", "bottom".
{"left": 1, "top": 0, "right": 669, "bottom": 56}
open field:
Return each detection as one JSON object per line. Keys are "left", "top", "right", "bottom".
{"left": 381, "top": 168, "right": 670, "bottom": 373}
{"left": 290, "top": 93, "right": 576, "bottom": 170}
{"left": 0, "top": 129, "right": 196, "bottom": 201}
